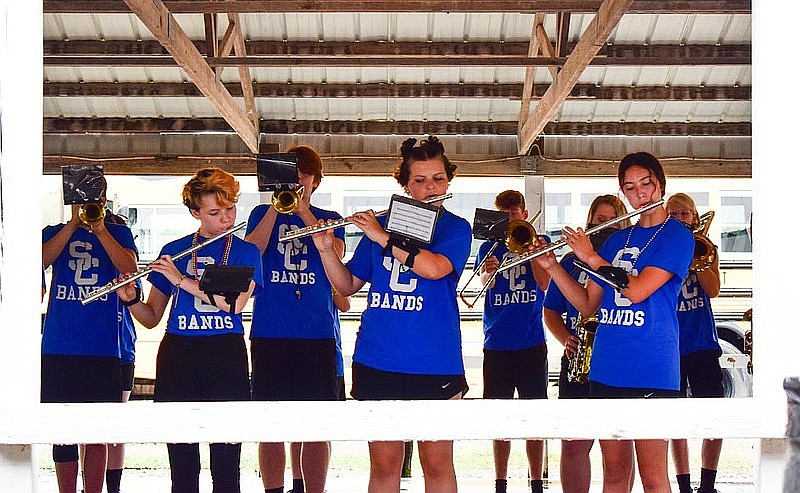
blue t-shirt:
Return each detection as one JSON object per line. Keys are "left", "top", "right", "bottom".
{"left": 476, "top": 238, "right": 549, "bottom": 351}
{"left": 589, "top": 218, "right": 694, "bottom": 390}
{"left": 347, "top": 210, "right": 471, "bottom": 375}
{"left": 148, "top": 233, "right": 263, "bottom": 337}
{"left": 543, "top": 253, "right": 590, "bottom": 337}
{"left": 42, "top": 223, "right": 138, "bottom": 357}
{"left": 246, "top": 204, "right": 345, "bottom": 340}
{"left": 118, "top": 278, "right": 141, "bottom": 365}
{"left": 334, "top": 311, "right": 344, "bottom": 377}
{"left": 676, "top": 271, "right": 720, "bottom": 355}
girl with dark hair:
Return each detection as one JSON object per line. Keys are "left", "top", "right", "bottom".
{"left": 115, "top": 167, "right": 263, "bottom": 493}
{"left": 534, "top": 152, "right": 694, "bottom": 492}
{"left": 312, "top": 135, "right": 472, "bottom": 493}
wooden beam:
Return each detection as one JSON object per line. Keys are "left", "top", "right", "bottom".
{"left": 122, "top": 0, "right": 258, "bottom": 152}
{"left": 518, "top": 0, "right": 634, "bottom": 153}
{"left": 43, "top": 40, "right": 751, "bottom": 65}
{"left": 228, "top": 13, "right": 258, "bottom": 130}
{"left": 42, "top": 81, "right": 751, "bottom": 101}
{"left": 519, "top": 13, "right": 545, "bottom": 132}
{"left": 42, "top": 1, "right": 752, "bottom": 14}
{"left": 42, "top": 153, "right": 750, "bottom": 177}
{"left": 42, "top": 117, "right": 752, "bottom": 137}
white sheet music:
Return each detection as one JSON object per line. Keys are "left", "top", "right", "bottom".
{"left": 386, "top": 199, "right": 438, "bottom": 243}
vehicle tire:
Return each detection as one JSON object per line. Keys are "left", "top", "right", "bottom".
{"left": 718, "top": 338, "right": 752, "bottom": 398}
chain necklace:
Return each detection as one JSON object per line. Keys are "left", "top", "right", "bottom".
{"left": 621, "top": 216, "right": 670, "bottom": 270}
{"left": 191, "top": 230, "right": 232, "bottom": 280}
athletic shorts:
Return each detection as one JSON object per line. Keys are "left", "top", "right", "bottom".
{"left": 679, "top": 349, "right": 725, "bottom": 398}
{"left": 557, "top": 354, "right": 590, "bottom": 399}
{"left": 250, "top": 337, "right": 338, "bottom": 401}
{"left": 483, "top": 343, "right": 548, "bottom": 399}
{"left": 589, "top": 381, "right": 680, "bottom": 399}
{"left": 154, "top": 333, "right": 250, "bottom": 403}
{"left": 351, "top": 361, "right": 468, "bottom": 401}
{"left": 41, "top": 354, "right": 122, "bottom": 403}
{"left": 120, "top": 362, "right": 135, "bottom": 392}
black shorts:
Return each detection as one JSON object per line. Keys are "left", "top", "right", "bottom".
{"left": 336, "top": 376, "right": 346, "bottom": 401}
{"left": 557, "top": 354, "right": 590, "bottom": 399}
{"left": 251, "top": 337, "right": 339, "bottom": 401}
{"left": 483, "top": 343, "right": 548, "bottom": 399}
{"left": 154, "top": 333, "right": 250, "bottom": 403}
{"left": 121, "top": 362, "right": 135, "bottom": 392}
{"left": 679, "top": 349, "right": 725, "bottom": 398}
{"left": 588, "top": 381, "right": 680, "bottom": 399}
{"left": 351, "top": 362, "right": 468, "bottom": 400}
{"left": 41, "top": 354, "right": 122, "bottom": 403}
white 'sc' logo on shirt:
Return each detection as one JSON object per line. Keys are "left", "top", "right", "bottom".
{"left": 681, "top": 271, "right": 699, "bottom": 299}
{"left": 383, "top": 257, "right": 417, "bottom": 293}
{"left": 611, "top": 248, "right": 639, "bottom": 307}
{"left": 278, "top": 224, "right": 308, "bottom": 271}
{"left": 501, "top": 254, "right": 526, "bottom": 291}
{"left": 188, "top": 257, "right": 220, "bottom": 313}
{"left": 68, "top": 241, "right": 99, "bottom": 285}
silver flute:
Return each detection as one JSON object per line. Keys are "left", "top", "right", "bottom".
{"left": 80, "top": 221, "right": 247, "bottom": 305}
{"left": 496, "top": 199, "right": 666, "bottom": 273}
{"left": 278, "top": 193, "right": 453, "bottom": 242}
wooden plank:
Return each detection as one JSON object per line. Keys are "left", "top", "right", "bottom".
{"left": 42, "top": 81, "right": 752, "bottom": 101}
{"left": 518, "top": 0, "right": 634, "bottom": 153}
{"left": 122, "top": 0, "right": 259, "bottom": 152}
{"left": 518, "top": 13, "right": 545, "bottom": 132}
{"left": 42, "top": 1, "right": 753, "bottom": 14}
{"left": 229, "top": 13, "right": 258, "bottom": 130}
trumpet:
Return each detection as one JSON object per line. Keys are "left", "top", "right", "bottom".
{"left": 80, "top": 221, "right": 247, "bottom": 305}
{"left": 79, "top": 202, "right": 106, "bottom": 228}
{"left": 272, "top": 186, "right": 305, "bottom": 214}
{"left": 496, "top": 200, "right": 666, "bottom": 274}
{"left": 278, "top": 193, "right": 453, "bottom": 242}
{"left": 459, "top": 210, "right": 542, "bottom": 309}
{"left": 567, "top": 313, "right": 599, "bottom": 383}
{"left": 691, "top": 211, "right": 716, "bottom": 272}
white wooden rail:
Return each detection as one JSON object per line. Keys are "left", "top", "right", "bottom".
{"left": 1, "top": 2, "right": 796, "bottom": 492}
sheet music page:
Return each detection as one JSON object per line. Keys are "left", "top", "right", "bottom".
{"left": 386, "top": 199, "right": 439, "bottom": 243}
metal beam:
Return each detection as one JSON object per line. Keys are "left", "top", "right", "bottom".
{"left": 42, "top": 1, "right": 752, "bottom": 14}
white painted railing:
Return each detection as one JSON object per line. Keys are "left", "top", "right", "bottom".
{"left": 1, "top": 2, "right": 797, "bottom": 492}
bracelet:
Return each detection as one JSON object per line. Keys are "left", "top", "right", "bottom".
{"left": 175, "top": 275, "right": 186, "bottom": 288}
{"left": 121, "top": 284, "right": 142, "bottom": 307}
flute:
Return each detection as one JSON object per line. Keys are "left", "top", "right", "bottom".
{"left": 496, "top": 199, "right": 665, "bottom": 273}
{"left": 80, "top": 221, "right": 247, "bottom": 305}
{"left": 278, "top": 193, "right": 453, "bottom": 242}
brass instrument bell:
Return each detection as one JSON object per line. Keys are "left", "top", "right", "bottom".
{"left": 691, "top": 211, "right": 717, "bottom": 272}
{"left": 79, "top": 202, "right": 106, "bottom": 227}
{"left": 271, "top": 186, "right": 305, "bottom": 214}
{"left": 506, "top": 219, "right": 538, "bottom": 254}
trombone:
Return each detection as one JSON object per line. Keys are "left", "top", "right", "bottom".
{"left": 80, "top": 221, "right": 247, "bottom": 305}
{"left": 459, "top": 210, "right": 542, "bottom": 309}
{"left": 496, "top": 199, "right": 666, "bottom": 274}
{"left": 278, "top": 193, "right": 453, "bottom": 242}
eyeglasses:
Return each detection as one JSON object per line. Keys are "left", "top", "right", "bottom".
{"left": 668, "top": 209, "right": 694, "bottom": 219}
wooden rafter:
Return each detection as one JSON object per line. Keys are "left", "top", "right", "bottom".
{"left": 42, "top": 1, "right": 751, "bottom": 14}
{"left": 518, "top": 0, "right": 634, "bottom": 154}
{"left": 122, "top": 0, "right": 259, "bottom": 152}
{"left": 42, "top": 117, "right": 752, "bottom": 137}
{"left": 228, "top": 13, "right": 258, "bottom": 130}
{"left": 42, "top": 81, "right": 752, "bottom": 101}
{"left": 519, "top": 13, "right": 545, "bottom": 132}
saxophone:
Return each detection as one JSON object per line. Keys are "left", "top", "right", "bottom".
{"left": 567, "top": 313, "right": 599, "bottom": 383}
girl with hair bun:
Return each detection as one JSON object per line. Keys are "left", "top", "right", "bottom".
{"left": 313, "top": 135, "right": 471, "bottom": 493}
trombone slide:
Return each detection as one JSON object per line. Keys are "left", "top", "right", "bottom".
{"left": 80, "top": 221, "right": 247, "bottom": 305}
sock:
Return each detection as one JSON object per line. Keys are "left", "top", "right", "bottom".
{"left": 265, "top": 488, "right": 284, "bottom": 493}
{"left": 698, "top": 468, "right": 718, "bottom": 492}
{"left": 292, "top": 478, "right": 305, "bottom": 492}
{"left": 105, "top": 468, "right": 123, "bottom": 493}
{"left": 531, "top": 479, "right": 544, "bottom": 493}
{"left": 676, "top": 473, "right": 692, "bottom": 493}
{"left": 495, "top": 478, "right": 508, "bottom": 493}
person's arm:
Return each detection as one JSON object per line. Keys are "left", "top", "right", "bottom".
{"left": 349, "top": 209, "right": 454, "bottom": 280}
{"left": 42, "top": 207, "right": 82, "bottom": 268}
{"left": 312, "top": 226, "right": 366, "bottom": 297}
{"left": 116, "top": 278, "right": 169, "bottom": 329}
{"left": 543, "top": 307, "right": 578, "bottom": 358}
{"left": 333, "top": 290, "right": 351, "bottom": 312}
{"left": 91, "top": 221, "right": 138, "bottom": 274}
{"left": 696, "top": 251, "right": 721, "bottom": 298}
{"left": 244, "top": 205, "right": 278, "bottom": 255}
